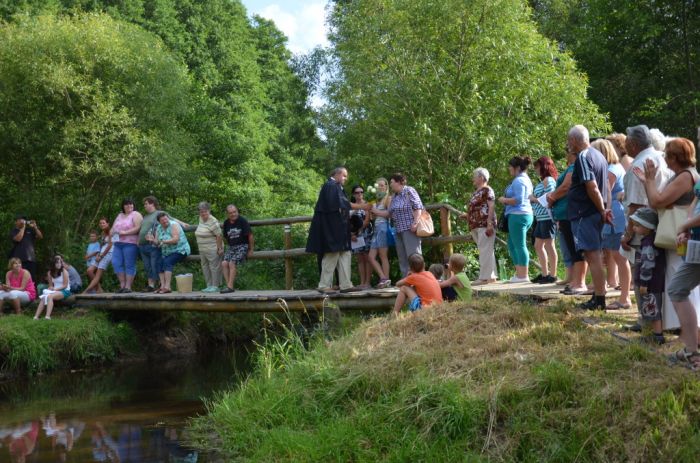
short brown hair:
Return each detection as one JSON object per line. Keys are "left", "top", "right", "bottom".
{"left": 408, "top": 253, "right": 425, "bottom": 273}
{"left": 448, "top": 253, "right": 466, "bottom": 272}
{"left": 664, "top": 138, "right": 696, "bottom": 168}
{"left": 143, "top": 196, "right": 160, "bottom": 209}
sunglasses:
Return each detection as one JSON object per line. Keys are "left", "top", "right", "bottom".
{"left": 353, "top": 190, "right": 364, "bottom": 194}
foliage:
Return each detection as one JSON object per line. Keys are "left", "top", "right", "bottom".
{"left": 530, "top": 0, "right": 700, "bottom": 137}
{"left": 190, "top": 296, "right": 700, "bottom": 461}
{"left": 322, "top": 0, "right": 609, "bottom": 200}
{"left": 0, "top": 2, "right": 325, "bottom": 277}
{"left": 0, "top": 311, "right": 138, "bottom": 374}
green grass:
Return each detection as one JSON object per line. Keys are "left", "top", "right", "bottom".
{"left": 189, "top": 296, "right": 700, "bottom": 462}
{"left": 0, "top": 311, "right": 138, "bottom": 374}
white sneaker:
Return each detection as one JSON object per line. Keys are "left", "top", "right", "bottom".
{"left": 508, "top": 276, "right": 530, "bottom": 284}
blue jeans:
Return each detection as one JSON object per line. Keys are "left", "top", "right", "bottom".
{"left": 112, "top": 242, "right": 138, "bottom": 276}
{"left": 139, "top": 244, "right": 162, "bottom": 281}
{"left": 161, "top": 252, "right": 186, "bottom": 273}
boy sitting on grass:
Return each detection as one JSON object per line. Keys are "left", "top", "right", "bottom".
{"left": 630, "top": 207, "right": 666, "bottom": 345}
{"left": 393, "top": 253, "right": 442, "bottom": 316}
{"left": 439, "top": 253, "right": 472, "bottom": 302}
{"left": 428, "top": 263, "right": 457, "bottom": 302}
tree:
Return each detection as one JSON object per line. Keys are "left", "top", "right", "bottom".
{"left": 323, "top": 0, "right": 609, "bottom": 200}
{"left": 0, "top": 14, "right": 195, "bottom": 249}
{"left": 530, "top": 0, "right": 700, "bottom": 138}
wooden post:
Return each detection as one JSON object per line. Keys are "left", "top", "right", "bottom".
{"left": 439, "top": 206, "right": 452, "bottom": 262}
{"left": 284, "top": 224, "right": 293, "bottom": 290}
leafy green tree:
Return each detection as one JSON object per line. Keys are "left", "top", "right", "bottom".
{"left": 0, "top": 14, "right": 194, "bottom": 251}
{"left": 530, "top": 0, "right": 700, "bottom": 138}
{"left": 323, "top": 0, "right": 608, "bottom": 200}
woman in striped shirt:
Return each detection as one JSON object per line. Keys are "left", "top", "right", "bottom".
{"left": 529, "top": 156, "right": 558, "bottom": 283}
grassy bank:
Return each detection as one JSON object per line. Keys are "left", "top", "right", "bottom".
{"left": 0, "top": 312, "right": 138, "bottom": 374}
{"left": 190, "top": 296, "right": 700, "bottom": 462}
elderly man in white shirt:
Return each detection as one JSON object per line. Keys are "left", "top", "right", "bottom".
{"left": 621, "top": 124, "right": 672, "bottom": 251}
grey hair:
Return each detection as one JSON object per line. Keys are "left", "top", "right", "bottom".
{"left": 626, "top": 124, "right": 652, "bottom": 150}
{"left": 226, "top": 204, "right": 238, "bottom": 212}
{"left": 568, "top": 125, "right": 590, "bottom": 144}
{"left": 330, "top": 166, "right": 347, "bottom": 176}
{"left": 473, "top": 167, "right": 490, "bottom": 182}
{"left": 649, "top": 128, "right": 666, "bottom": 151}
{"left": 197, "top": 201, "right": 211, "bottom": 212}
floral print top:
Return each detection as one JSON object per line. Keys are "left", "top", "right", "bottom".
{"left": 467, "top": 186, "right": 495, "bottom": 230}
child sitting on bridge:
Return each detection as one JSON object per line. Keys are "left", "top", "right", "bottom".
{"left": 393, "top": 253, "right": 442, "bottom": 315}
{"left": 438, "top": 253, "right": 472, "bottom": 302}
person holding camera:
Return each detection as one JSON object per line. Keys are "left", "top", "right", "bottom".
{"left": 9, "top": 214, "right": 42, "bottom": 280}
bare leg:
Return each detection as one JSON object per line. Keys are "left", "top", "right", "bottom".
{"left": 369, "top": 248, "right": 386, "bottom": 280}
{"left": 570, "top": 261, "right": 587, "bottom": 290}
{"left": 674, "top": 299, "right": 699, "bottom": 351}
{"left": 34, "top": 299, "right": 46, "bottom": 319}
{"left": 584, "top": 250, "right": 606, "bottom": 295}
{"left": 159, "top": 272, "right": 167, "bottom": 290}
{"left": 534, "top": 238, "right": 547, "bottom": 276}
{"left": 116, "top": 272, "right": 126, "bottom": 289}
{"left": 9, "top": 298, "right": 21, "bottom": 314}
{"left": 125, "top": 274, "right": 135, "bottom": 290}
{"left": 221, "top": 261, "right": 230, "bottom": 286}
{"left": 393, "top": 285, "right": 418, "bottom": 315}
{"left": 515, "top": 265, "right": 528, "bottom": 279}
{"left": 87, "top": 266, "right": 96, "bottom": 282}
{"left": 163, "top": 271, "right": 173, "bottom": 291}
{"left": 225, "top": 262, "right": 238, "bottom": 289}
{"left": 378, "top": 248, "right": 390, "bottom": 279}
{"left": 604, "top": 249, "right": 618, "bottom": 288}
{"left": 45, "top": 293, "right": 65, "bottom": 319}
{"left": 612, "top": 251, "right": 631, "bottom": 305}
{"left": 544, "top": 239, "right": 557, "bottom": 278}
{"left": 83, "top": 268, "right": 105, "bottom": 294}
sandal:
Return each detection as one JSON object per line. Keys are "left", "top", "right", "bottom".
{"left": 160, "top": 288, "right": 172, "bottom": 294}
{"left": 605, "top": 301, "right": 631, "bottom": 310}
{"left": 669, "top": 348, "right": 700, "bottom": 371}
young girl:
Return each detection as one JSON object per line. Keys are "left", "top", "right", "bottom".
{"left": 369, "top": 178, "right": 392, "bottom": 288}
{"left": 85, "top": 231, "right": 101, "bottom": 283}
{"left": 350, "top": 184, "right": 373, "bottom": 289}
{"left": 34, "top": 255, "right": 71, "bottom": 320}
{"left": 83, "top": 218, "right": 113, "bottom": 294}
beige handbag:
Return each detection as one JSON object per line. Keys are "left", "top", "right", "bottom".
{"left": 415, "top": 210, "right": 434, "bottom": 237}
{"left": 654, "top": 206, "right": 688, "bottom": 250}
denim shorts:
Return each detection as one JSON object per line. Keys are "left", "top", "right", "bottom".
{"left": 601, "top": 231, "right": 623, "bottom": 251}
{"left": 408, "top": 296, "right": 422, "bottom": 312}
{"left": 533, "top": 219, "right": 556, "bottom": 239}
{"left": 572, "top": 213, "right": 603, "bottom": 252}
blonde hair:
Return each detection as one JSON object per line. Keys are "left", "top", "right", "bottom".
{"left": 7, "top": 258, "right": 21, "bottom": 270}
{"left": 376, "top": 177, "right": 391, "bottom": 208}
{"left": 591, "top": 139, "right": 619, "bottom": 164}
{"left": 448, "top": 253, "right": 467, "bottom": 272}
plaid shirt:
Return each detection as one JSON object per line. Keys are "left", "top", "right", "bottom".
{"left": 389, "top": 186, "right": 424, "bottom": 233}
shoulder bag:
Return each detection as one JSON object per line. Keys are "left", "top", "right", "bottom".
{"left": 415, "top": 210, "right": 434, "bottom": 237}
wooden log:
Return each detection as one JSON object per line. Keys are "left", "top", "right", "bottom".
{"left": 439, "top": 206, "right": 452, "bottom": 261}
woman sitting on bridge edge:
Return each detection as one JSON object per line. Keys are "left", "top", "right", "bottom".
{"left": 151, "top": 213, "right": 191, "bottom": 294}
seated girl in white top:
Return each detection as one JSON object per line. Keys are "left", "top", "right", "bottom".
{"left": 34, "top": 255, "right": 71, "bottom": 320}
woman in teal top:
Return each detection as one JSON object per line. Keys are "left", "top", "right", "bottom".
{"left": 153, "top": 212, "right": 191, "bottom": 293}
{"left": 498, "top": 156, "right": 534, "bottom": 283}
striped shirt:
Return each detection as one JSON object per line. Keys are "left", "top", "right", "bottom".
{"left": 389, "top": 186, "right": 424, "bottom": 233}
{"left": 532, "top": 177, "right": 555, "bottom": 220}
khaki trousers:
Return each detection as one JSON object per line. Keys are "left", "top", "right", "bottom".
{"left": 199, "top": 244, "right": 222, "bottom": 287}
{"left": 319, "top": 251, "right": 352, "bottom": 290}
{"left": 471, "top": 228, "right": 497, "bottom": 280}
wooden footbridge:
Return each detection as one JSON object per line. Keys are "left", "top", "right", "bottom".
{"left": 71, "top": 203, "right": 572, "bottom": 313}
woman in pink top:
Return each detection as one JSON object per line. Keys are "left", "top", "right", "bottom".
{"left": 0, "top": 257, "right": 36, "bottom": 314}
{"left": 111, "top": 198, "right": 143, "bottom": 293}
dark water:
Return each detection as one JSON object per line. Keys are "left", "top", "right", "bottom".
{"left": 0, "top": 349, "right": 251, "bottom": 462}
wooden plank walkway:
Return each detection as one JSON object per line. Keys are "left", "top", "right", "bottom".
{"left": 73, "top": 281, "right": 623, "bottom": 313}
{"left": 74, "top": 288, "right": 400, "bottom": 313}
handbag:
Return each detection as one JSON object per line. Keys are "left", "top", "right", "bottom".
{"left": 498, "top": 212, "right": 509, "bottom": 233}
{"left": 655, "top": 206, "right": 688, "bottom": 250}
{"left": 387, "top": 223, "right": 397, "bottom": 247}
{"left": 415, "top": 210, "right": 434, "bottom": 237}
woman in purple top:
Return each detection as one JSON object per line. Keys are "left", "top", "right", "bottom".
{"left": 373, "top": 173, "right": 424, "bottom": 277}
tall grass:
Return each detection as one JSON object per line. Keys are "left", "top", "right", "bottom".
{"left": 189, "top": 296, "right": 700, "bottom": 462}
{"left": 0, "top": 312, "right": 138, "bottom": 374}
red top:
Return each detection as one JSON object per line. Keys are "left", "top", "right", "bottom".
{"left": 404, "top": 271, "right": 443, "bottom": 307}
{"left": 8, "top": 269, "right": 36, "bottom": 301}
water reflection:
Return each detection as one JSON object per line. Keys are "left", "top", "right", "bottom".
{"left": 0, "top": 349, "right": 250, "bottom": 462}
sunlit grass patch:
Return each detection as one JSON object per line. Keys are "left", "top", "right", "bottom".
{"left": 190, "top": 295, "right": 700, "bottom": 462}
